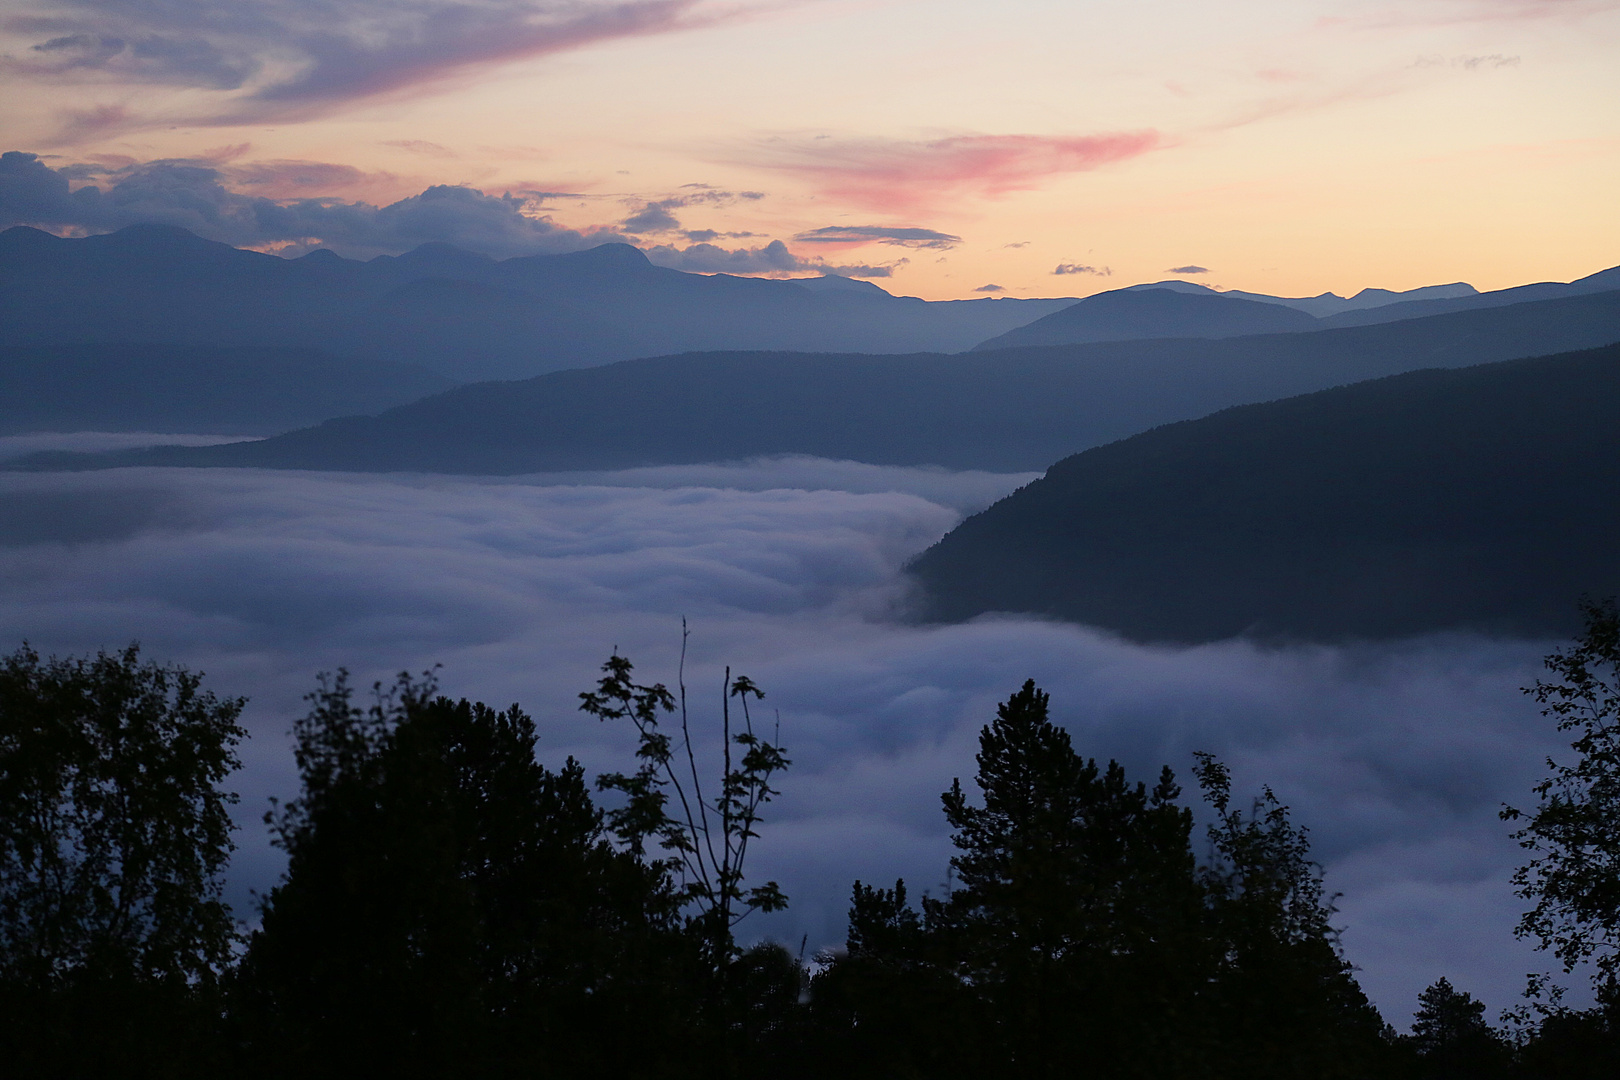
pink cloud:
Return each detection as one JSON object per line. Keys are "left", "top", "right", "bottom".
{"left": 224, "top": 159, "right": 416, "bottom": 203}
{"left": 48, "top": 103, "right": 133, "bottom": 143}
{"left": 745, "top": 131, "right": 1162, "bottom": 213}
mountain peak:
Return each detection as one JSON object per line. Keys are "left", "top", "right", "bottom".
{"left": 794, "top": 274, "right": 893, "bottom": 297}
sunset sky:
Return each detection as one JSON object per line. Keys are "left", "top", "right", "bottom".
{"left": 2, "top": 0, "right": 1617, "bottom": 299}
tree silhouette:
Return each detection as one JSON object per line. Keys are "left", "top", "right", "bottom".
{"left": 1503, "top": 597, "right": 1620, "bottom": 988}
{"left": 930, "top": 680, "right": 1206, "bottom": 1076}
{"left": 1192, "top": 752, "right": 1388, "bottom": 1079}
{"left": 238, "top": 670, "right": 695, "bottom": 1078}
{"left": 578, "top": 637, "right": 789, "bottom": 971}
{"left": 0, "top": 642, "right": 244, "bottom": 1077}
{"left": 1406, "top": 977, "right": 1508, "bottom": 1079}
{"left": 813, "top": 679, "right": 1393, "bottom": 1080}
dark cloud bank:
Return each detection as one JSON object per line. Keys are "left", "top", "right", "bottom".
{"left": 0, "top": 150, "right": 898, "bottom": 272}
{"left": 0, "top": 459, "right": 1580, "bottom": 1025}
{"left": 0, "top": 149, "right": 626, "bottom": 259}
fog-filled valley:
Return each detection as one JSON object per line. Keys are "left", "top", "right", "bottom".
{"left": 0, "top": 455, "right": 1581, "bottom": 1014}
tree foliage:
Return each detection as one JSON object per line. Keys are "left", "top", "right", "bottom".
{"left": 238, "top": 669, "right": 696, "bottom": 1078}
{"left": 813, "top": 679, "right": 1388, "bottom": 1080}
{"left": 0, "top": 643, "right": 244, "bottom": 985}
{"left": 0, "top": 642, "right": 245, "bottom": 1076}
{"left": 1504, "top": 597, "right": 1620, "bottom": 985}
{"left": 579, "top": 638, "right": 789, "bottom": 967}
{"left": 1404, "top": 977, "right": 1510, "bottom": 1079}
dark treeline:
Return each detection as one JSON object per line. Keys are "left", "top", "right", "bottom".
{"left": 3, "top": 614, "right": 1620, "bottom": 1078}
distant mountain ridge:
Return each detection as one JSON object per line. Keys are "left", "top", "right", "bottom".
{"left": 0, "top": 343, "right": 452, "bottom": 436}
{"left": 972, "top": 289, "right": 1319, "bottom": 350}
{"left": 18, "top": 288, "right": 1620, "bottom": 475}
{"left": 1122, "top": 278, "right": 1480, "bottom": 317}
{"left": 973, "top": 263, "right": 1620, "bottom": 351}
{"left": 907, "top": 342, "right": 1620, "bottom": 643}
{"left": 0, "top": 224, "right": 1079, "bottom": 382}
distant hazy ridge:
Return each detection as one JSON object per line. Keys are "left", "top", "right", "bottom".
{"left": 22, "top": 287, "right": 1620, "bottom": 475}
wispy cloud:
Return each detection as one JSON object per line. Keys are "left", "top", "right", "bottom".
{"left": 1168, "top": 265, "right": 1210, "bottom": 274}
{"left": 382, "top": 139, "right": 459, "bottom": 159}
{"left": 643, "top": 238, "right": 899, "bottom": 278}
{"left": 1339, "top": 0, "right": 1619, "bottom": 29}
{"left": 3, "top": 0, "right": 742, "bottom": 131}
{"left": 792, "top": 225, "right": 961, "bottom": 250}
{"left": 743, "top": 131, "right": 1162, "bottom": 213}
{"left": 1054, "top": 262, "right": 1110, "bottom": 276}
{"left": 618, "top": 188, "right": 764, "bottom": 235}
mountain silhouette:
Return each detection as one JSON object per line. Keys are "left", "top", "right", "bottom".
{"left": 19, "top": 289, "right": 1620, "bottom": 475}
{"left": 907, "top": 342, "right": 1620, "bottom": 643}
{"left": 0, "top": 224, "right": 1078, "bottom": 382}
{"left": 1313, "top": 264, "right": 1620, "bottom": 328}
{"left": 973, "top": 267, "right": 1618, "bottom": 351}
{"left": 973, "top": 288, "right": 1319, "bottom": 350}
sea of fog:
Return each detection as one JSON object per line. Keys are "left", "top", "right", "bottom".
{"left": 0, "top": 445, "right": 1582, "bottom": 1025}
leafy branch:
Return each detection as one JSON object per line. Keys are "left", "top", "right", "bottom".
{"left": 579, "top": 624, "right": 789, "bottom": 965}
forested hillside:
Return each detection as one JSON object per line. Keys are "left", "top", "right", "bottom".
{"left": 908, "top": 343, "right": 1620, "bottom": 642}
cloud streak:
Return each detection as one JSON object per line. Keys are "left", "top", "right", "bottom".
{"left": 1054, "top": 262, "right": 1110, "bottom": 276}
{"left": 641, "top": 237, "right": 897, "bottom": 278}
{"left": 745, "top": 131, "right": 1162, "bottom": 213}
{"left": 793, "top": 225, "right": 962, "bottom": 250}
{"left": 0, "top": 459, "right": 1588, "bottom": 1025}
{"left": 619, "top": 187, "right": 764, "bottom": 235}
{"left": 4, "top": 0, "right": 731, "bottom": 127}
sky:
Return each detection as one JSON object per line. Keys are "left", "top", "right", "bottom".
{"left": 0, "top": 445, "right": 1592, "bottom": 1026}
{"left": 2, "top": 0, "right": 1617, "bottom": 298}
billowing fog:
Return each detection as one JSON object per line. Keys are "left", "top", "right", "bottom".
{"left": 0, "top": 455, "right": 1571, "bottom": 1022}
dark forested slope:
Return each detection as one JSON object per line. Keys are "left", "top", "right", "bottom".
{"left": 908, "top": 343, "right": 1620, "bottom": 643}
{"left": 19, "top": 287, "right": 1620, "bottom": 475}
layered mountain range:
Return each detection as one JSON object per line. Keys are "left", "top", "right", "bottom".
{"left": 22, "top": 287, "right": 1620, "bottom": 474}
{"left": 6, "top": 223, "right": 1616, "bottom": 442}
{"left": 0, "top": 224, "right": 1076, "bottom": 384}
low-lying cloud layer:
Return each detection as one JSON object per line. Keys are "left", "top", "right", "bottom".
{"left": 0, "top": 458, "right": 1580, "bottom": 1023}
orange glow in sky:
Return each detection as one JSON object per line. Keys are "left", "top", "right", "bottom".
{"left": 1, "top": 0, "right": 1616, "bottom": 299}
